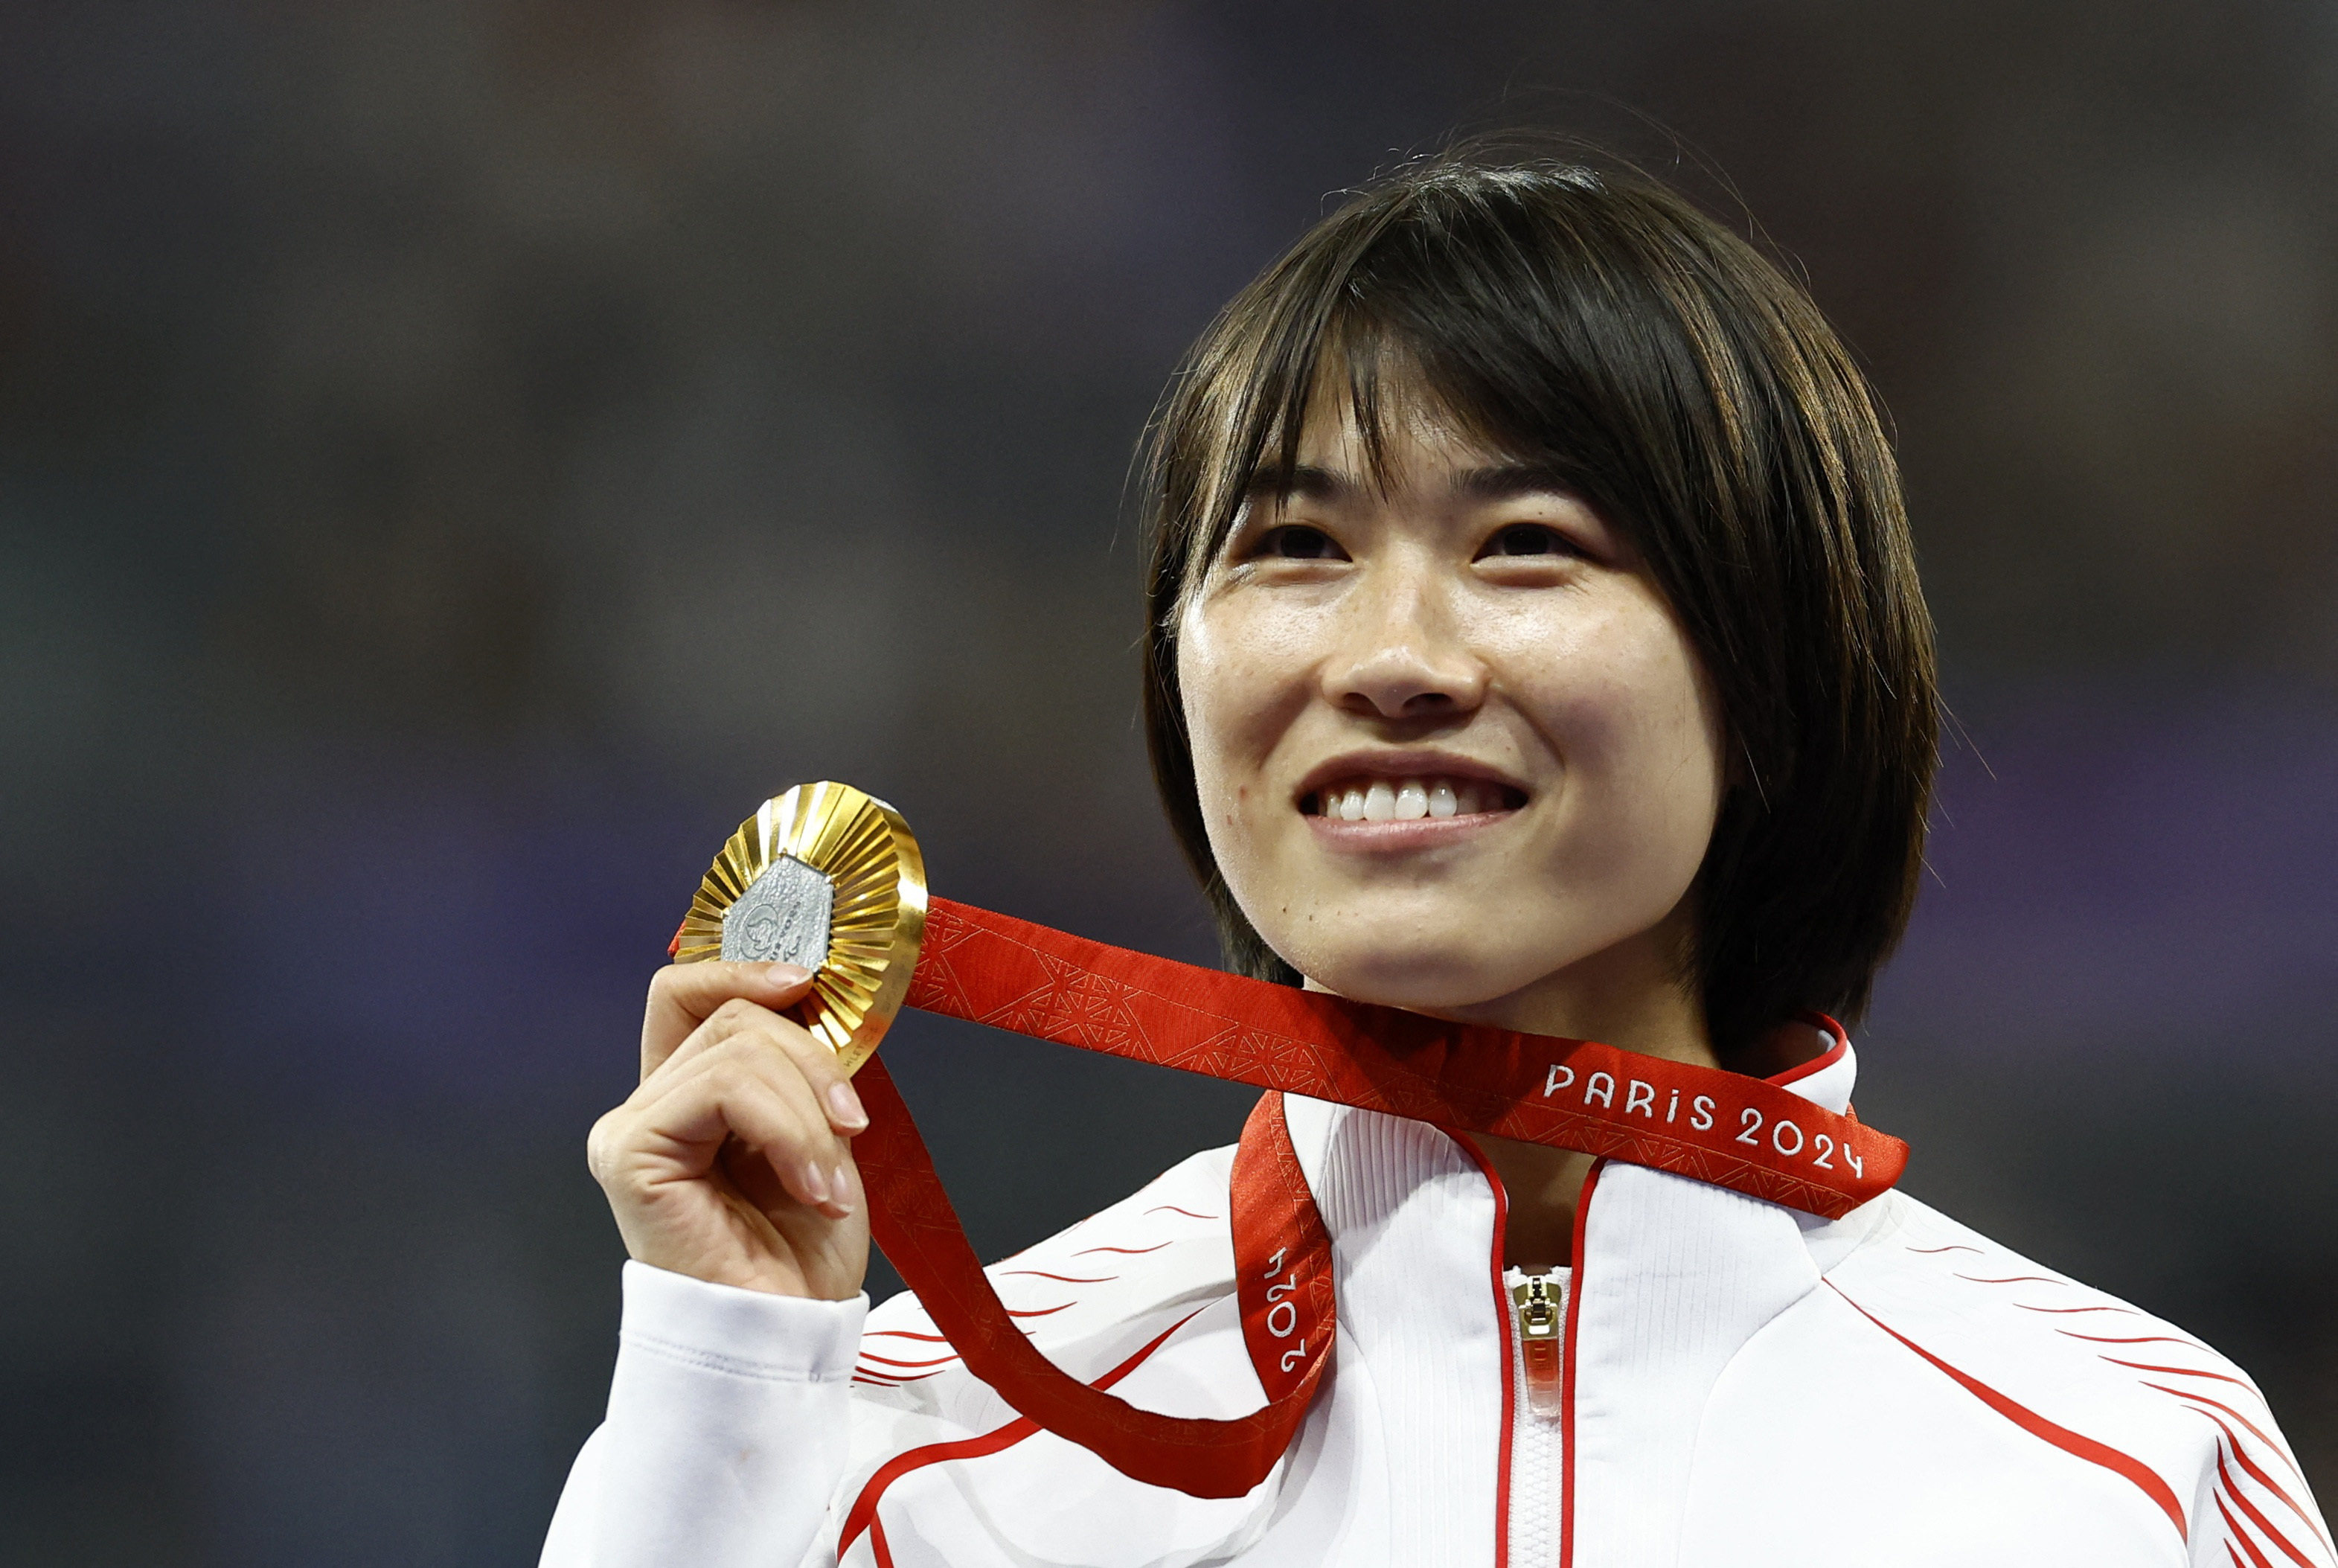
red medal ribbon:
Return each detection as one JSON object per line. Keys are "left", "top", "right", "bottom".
{"left": 833, "top": 897, "right": 1906, "bottom": 1501}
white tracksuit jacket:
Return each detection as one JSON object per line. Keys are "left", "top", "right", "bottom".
{"left": 542, "top": 1042, "right": 2330, "bottom": 1567}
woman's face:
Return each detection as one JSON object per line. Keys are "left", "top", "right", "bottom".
{"left": 1176, "top": 391, "right": 1729, "bottom": 1034}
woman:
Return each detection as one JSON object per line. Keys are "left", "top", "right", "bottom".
{"left": 543, "top": 150, "right": 2328, "bottom": 1567}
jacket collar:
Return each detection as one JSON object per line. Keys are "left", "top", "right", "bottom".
{"left": 1276, "top": 1027, "right": 1878, "bottom": 1564}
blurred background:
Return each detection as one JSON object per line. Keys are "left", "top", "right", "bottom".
{"left": 2, "top": 1, "right": 2334, "bottom": 1560}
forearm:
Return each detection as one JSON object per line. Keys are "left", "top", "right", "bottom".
{"left": 542, "top": 1261, "right": 869, "bottom": 1568}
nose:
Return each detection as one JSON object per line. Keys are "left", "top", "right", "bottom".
{"left": 1320, "top": 558, "right": 1487, "bottom": 722}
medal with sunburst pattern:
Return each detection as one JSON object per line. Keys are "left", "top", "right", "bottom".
{"left": 673, "top": 781, "right": 927, "bottom": 1076}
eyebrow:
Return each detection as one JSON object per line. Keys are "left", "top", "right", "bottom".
{"left": 1243, "top": 461, "right": 1576, "bottom": 504}
{"left": 1243, "top": 464, "right": 1355, "bottom": 503}
{"left": 1453, "top": 461, "right": 1577, "bottom": 501}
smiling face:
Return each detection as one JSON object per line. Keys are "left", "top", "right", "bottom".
{"left": 1175, "top": 390, "right": 1731, "bottom": 1051}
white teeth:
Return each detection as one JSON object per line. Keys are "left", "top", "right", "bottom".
{"left": 1315, "top": 773, "right": 1512, "bottom": 821}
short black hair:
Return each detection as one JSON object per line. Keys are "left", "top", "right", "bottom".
{"left": 1138, "top": 144, "right": 1939, "bottom": 1057}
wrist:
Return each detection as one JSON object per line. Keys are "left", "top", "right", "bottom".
{"left": 612, "top": 1220, "right": 867, "bottom": 1301}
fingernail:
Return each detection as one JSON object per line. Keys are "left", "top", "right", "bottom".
{"left": 798, "top": 1160, "right": 830, "bottom": 1204}
{"left": 827, "top": 1081, "right": 867, "bottom": 1129}
{"left": 764, "top": 962, "right": 810, "bottom": 985}
{"left": 830, "top": 1164, "right": 855, "bottom": 1214}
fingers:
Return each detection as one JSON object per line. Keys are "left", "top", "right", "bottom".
{"left": 642, "top": 960, "right": 816, "bottom": 1078}
{"left": 651, "top": 996, "right": 868, "bottom": 1136}
{"left": 721, "top": 1125, "right": 864, "bottom": 1226}
{"left": 612, "top": 1033, "right": 862, "bottom": 1219}
{"left": 609, "top": 960, "right": 871, "bottom": 1227}
{"left": 748, "top": 1007, "right": 869, "bottom": 1135}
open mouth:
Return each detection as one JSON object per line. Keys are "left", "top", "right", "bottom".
{"left": 1301, "top": 775, "right": 1528, "bottom": 822}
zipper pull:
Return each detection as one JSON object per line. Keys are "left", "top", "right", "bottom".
{"left": 1510, "top": 1272, "right": 1565, "bottom": 1418}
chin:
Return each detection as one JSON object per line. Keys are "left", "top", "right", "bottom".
{"left": 1281, "top": 935, "right": 1541, "bottom": 1014}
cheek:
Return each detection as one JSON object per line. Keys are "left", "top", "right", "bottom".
{"left": 1517, "top": 602, "right": 1727, "bottom": 860}
{"left": 1175, "top": 603, "right": 1295, "bottom": 835}
{"left": 1174, "top": 617, "right": 1238, "bottom": 817}
{"left": 1609, "top": 632, "right": 1728, "bottom": 858}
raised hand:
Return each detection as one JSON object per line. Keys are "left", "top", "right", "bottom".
{"left": 587, "top": 961, "right": 871, "bottom": 1299}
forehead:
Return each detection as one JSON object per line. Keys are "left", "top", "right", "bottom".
{"left": 1289, "top": 383, "right": 1493, "bottom": 474}
{"left": 1181, "top": 327, "right": 1557, "bottom": 579}
{"left": 1255, "top": 349, "right": 1534, "bottom": 500}
{"left": 1255, "top": 371, "right": 1572, "bottom": 511}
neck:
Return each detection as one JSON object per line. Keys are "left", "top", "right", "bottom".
{"left": 1386, "top": 918, "right": 1723, "bottom": 1272}
{"left": 1439, "top": 907, "right": 1718, "bottom": 1066}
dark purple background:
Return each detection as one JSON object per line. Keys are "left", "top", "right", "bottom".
{"left": 1, "top": 1, "right": 2332, "bottom": 1560}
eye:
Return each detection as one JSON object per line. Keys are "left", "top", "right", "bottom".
{"left": 1478, "top": 522, "right": 1580, "bottom": 560}
{"left": 1255, "top": 524, "right": 1348, "bottom": 561}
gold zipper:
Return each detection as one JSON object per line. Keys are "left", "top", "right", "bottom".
{"left": 1510, "top": 1271, "right": 1565, "bottom": 1418}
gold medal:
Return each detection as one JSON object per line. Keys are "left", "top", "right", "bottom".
{"left": 673, "top": 781, "right": 926, "bottom": 1077}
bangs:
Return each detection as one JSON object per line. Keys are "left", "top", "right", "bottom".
{"left": 1165, "top": 164, "right": 1697, "bottom": 611}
